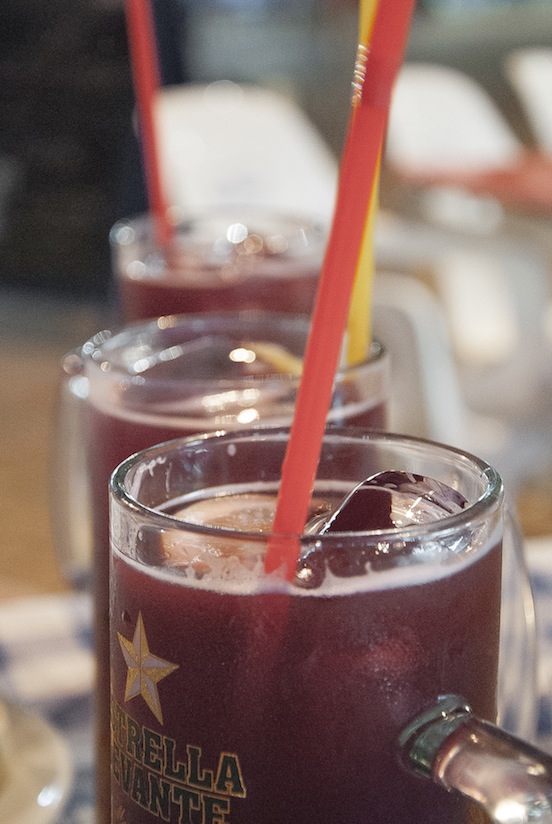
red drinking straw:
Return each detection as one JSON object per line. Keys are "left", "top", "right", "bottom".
{"left": 265, "top": 0, "right": 416, "bottom": 578}
{"left": 125, "top": 0, "right": 172, "bottom": 245}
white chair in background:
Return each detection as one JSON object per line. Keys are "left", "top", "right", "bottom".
{"left": 154, "top": 80, "right": 338, "bottom": 220}
{"left": 382, "top": 61, "right": 552, "bottom": 478}
{"left": 376, "top": 195, "right": 551, "bottom": 417}
{"left": 373, "top": 270, "right": 552, "bottom": 493}
{"left": 372, "top": 271, "right": 468, "bottom": 445}
{"left": 386, "top": 62, "right": 522, "bottom": 177}
{"left": 372, "top": 271, "right": 526, "bottom": 486}
{"left": 505, "top": 48, "right": 552, "bottom": 155}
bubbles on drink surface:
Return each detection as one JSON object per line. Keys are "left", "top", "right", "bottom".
{"left": 159, "top": 473, "right": 469, "bottom": 588}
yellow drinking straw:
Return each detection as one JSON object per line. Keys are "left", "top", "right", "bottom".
{"left": 358, "top": 0, "right": 378, "bottom": 45}
{"left": 346, "top": 0, "right": 381, "bottom": 366}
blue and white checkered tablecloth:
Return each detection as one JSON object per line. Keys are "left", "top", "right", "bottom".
{"left": 0, "top": 538, "right": 551, "bottom": 823}
{"left": 0, "top": 593, "right": 95, "bottom": 824}
{"left": 525, "top": 537, "right": 552, "bottom": 750}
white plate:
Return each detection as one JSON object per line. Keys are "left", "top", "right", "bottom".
{"left": 0, "top": 698, "right": 73, "bottom": 824}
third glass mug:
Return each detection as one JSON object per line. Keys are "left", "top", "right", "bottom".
{"left": 109, "top": 427, "right": 536, "bottom": 824}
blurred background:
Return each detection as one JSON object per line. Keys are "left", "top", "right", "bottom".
{"left": 1, "top": 0, "right": 550, "bottom": 298}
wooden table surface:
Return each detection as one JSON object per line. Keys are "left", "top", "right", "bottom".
{"left": 0, "top": 291, "right": 108, "bottom": 600}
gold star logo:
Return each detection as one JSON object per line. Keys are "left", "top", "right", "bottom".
{"left": 117, "top": 612, "right": 179, "bottom": 724}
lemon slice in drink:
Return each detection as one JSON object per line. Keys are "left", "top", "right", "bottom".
{"left": 242, "top": 342, "right": 303, "bottom": 376}
{"left": 161, "top": 494, "right": 276, "bottom": 579}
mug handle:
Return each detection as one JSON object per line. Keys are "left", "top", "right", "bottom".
{"left": 498, "top": 502, "right": 538, "bottom": 740}
{"left": 49, "top": 347, "right": 92, "bottom": 590}
{"left": 400, "top": 694, "right": 552, "bottom": 823}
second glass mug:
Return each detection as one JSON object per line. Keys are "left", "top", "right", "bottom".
{"left": 50, "top": 310, "right": 389, "bottom": 824}
{"left": 109, "top": 427, "right": 539, "bottom": 824}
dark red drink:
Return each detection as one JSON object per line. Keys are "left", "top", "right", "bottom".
{"left": 111, "top": 210, "right": 326, "bottom": 322}
{"left": 118, "top": 257, "right": 320, "bottom": 321}
{"left": 111, "top": 534, "right": 501, "bottom": 823}
{"left": 109, "top": 429, "right": 504, "bottom": 824}
{"left": 87, "top": 315, "right": 388, "bottom": 822}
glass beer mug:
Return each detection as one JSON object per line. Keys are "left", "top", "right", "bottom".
{"left": 108, "top": 427, "right": 539, "bottom": 824}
